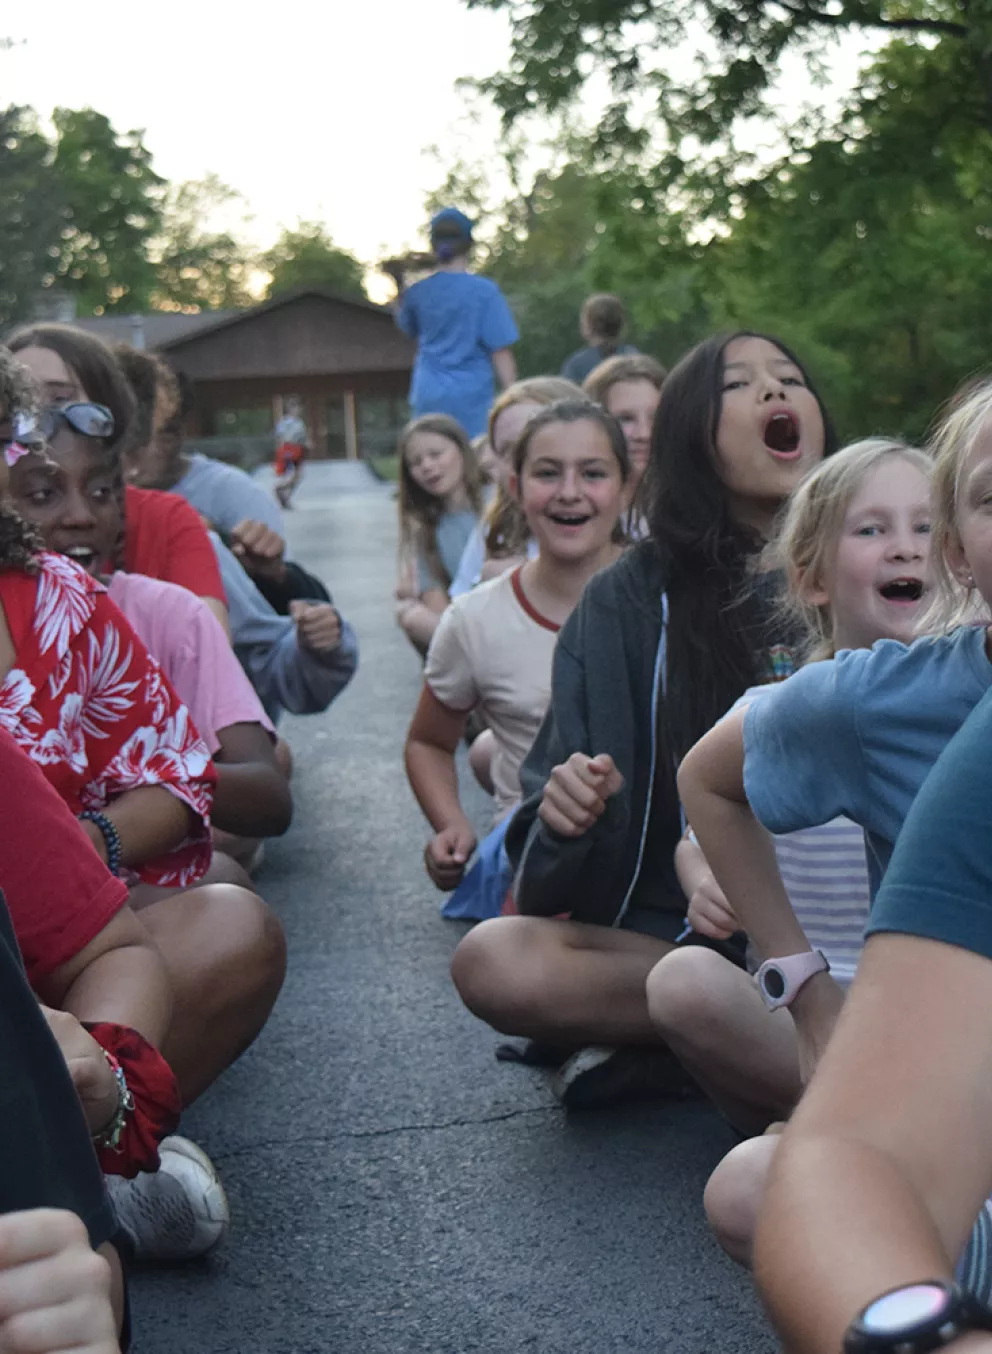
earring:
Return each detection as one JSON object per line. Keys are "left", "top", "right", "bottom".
{"left": 964, "top": 573, "right": 976, "bottom": 588}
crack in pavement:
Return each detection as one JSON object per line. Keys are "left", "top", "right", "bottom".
{"left": 210, "top": 1104, "right": 557, "bottom": 1159}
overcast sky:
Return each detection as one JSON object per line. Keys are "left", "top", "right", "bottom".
{"left": 5, "top": 3, "right": 872, "bottom": 301}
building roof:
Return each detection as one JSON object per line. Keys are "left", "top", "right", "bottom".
{"left": 72, "top": 289, "right": 395, "bottom": 354}
{"left": 72, "top": 310, "right": 239, "bottom": 349}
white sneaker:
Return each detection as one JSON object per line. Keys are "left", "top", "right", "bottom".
{"left": 106, "top": 1136, "right": 230, "bottom": 1261}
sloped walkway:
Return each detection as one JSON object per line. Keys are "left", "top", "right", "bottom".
{"left": 131, "top": 463, "right": 772, "bottom": 1354}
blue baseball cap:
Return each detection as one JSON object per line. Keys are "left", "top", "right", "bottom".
{"left": 430, "top": 208, "right": 474, "bottom": 241}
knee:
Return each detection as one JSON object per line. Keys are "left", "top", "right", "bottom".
{"left": 204, "top": 850, "right": 256, "bottom": 890}
{"left": 200, "top": 885, "right": 287, "bottom": 997}
{"left": 703, "top": 1136, "right": 779, "bottom": 1267}
{"left": 451, "top": 919, "right": 547, "bottom": 1033}
{"left": 645, "top": 946, "right": 740, "bottom": 1046}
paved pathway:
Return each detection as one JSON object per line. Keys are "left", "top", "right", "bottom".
{"left": 131, "top": 463, "right": 773, "bottom": 1354}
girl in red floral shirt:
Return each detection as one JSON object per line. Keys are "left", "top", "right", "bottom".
{"left": 0, "top": 344, "right": 286, "bottom": 1263}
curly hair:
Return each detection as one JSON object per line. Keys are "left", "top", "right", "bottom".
{"left": 0, "top": 347, "right": 45, "bottom": 574}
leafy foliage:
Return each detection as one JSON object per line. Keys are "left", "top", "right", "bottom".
{"left": 0, "top": 107, "right": 63, "bottom": 328}
{"left": 261, "top": 223, "right": 367, "bottom": 301}
{"left": 153, "top": 176, "right": 255, "bottom": 311}
{"left": 50, "top": 107, "right": 164, "bottom": 314}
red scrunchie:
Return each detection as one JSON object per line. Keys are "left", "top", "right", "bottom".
{"left": 83, "top": 1022, "right": 181, "bottom": 1178}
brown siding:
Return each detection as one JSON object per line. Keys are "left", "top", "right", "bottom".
{"left": 164, "top": 295, "right": 414, "bottom": 382}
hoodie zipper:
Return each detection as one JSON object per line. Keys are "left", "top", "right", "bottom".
{"left": 613, "top": 592, "right": 668, "bottom": 927}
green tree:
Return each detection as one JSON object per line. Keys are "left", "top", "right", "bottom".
{"left": 261, "top": 223, "right": 367, "bottom": 300}
{"left": 0, "top": 106, "right": 63, "bottom": 328}
{"left": 50, "top": 107, "right": 164, "bottom": 314}
{"left": 153, "top": 175, "right": 255, "bottom": 311}
{"left": 464, "top": 0, "right": 986, "bottom": 154}
{"left": 705, "top": 37, "right": 992, "bottom": 438}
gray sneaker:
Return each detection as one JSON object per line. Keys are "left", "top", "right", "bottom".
{"left": 106, "top": 1136, "right": 230, "bottom": 1261}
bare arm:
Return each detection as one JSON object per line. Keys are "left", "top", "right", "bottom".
{"left": 202, "top": 595, "right": 232, "bottom": 641}
{"left": 677, "top": 710, "right": 845, "bottom": 1065}
{"left": 37, "top": 904, "right": 173, "bottom": 1048}
{"left": 212, "top": 723, "right": 293, "bottom": 839}
{"left": 405, "top": 685, "right": 471, "bottom": 833}
{"left": 491, "top": 347, "right": 518, "bottom": 390}
{"left": 80, "top": 785, "right": 196, "bottom": 872}
{"left": 404, "top": 685, "right": 476, "bottom": 890}
{"left": 756, "top": 932, "right": 992, "bottom": 1354}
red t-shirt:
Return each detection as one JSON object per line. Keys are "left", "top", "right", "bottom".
{"left": 0, "top": 723, "right": 128, "bottom": 987}
{"left": 0, "top": 555, "right": 216, "bottom": 889}
{"left": 123, "top": 486, "right": 226, "bottom": 604}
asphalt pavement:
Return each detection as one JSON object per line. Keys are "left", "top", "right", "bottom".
{"left": 131, "top": 462, "right": 773, "bottom": 1354}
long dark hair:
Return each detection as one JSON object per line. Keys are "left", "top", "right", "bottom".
{"left": 645, "top": 330, "right": 838, "bottom": 760}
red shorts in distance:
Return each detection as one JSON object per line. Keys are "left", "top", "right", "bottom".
{"left": 275, "top": 443, "right": 305, "bottom": 476}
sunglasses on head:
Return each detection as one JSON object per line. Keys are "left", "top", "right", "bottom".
{"left": 38, "top": 403, "right": 116, "bottom": 441}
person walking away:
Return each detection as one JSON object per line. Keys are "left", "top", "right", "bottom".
{"left": 390, "top": 209, "right": 519, "bottom": 438}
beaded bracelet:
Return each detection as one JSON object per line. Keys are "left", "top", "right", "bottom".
{"left": 92, "top": 1049, "right": 135, "bottom": 1154}
{"left": 80, "top": 810, "right": 123, "bottom": 876}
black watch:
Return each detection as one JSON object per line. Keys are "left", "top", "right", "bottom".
{"left": 844, "top": 1281, "right": 992, "bottom": 1352}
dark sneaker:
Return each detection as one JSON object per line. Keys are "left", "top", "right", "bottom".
{"left": 552, "top": 1044, "right": 700, "bottom": 1111}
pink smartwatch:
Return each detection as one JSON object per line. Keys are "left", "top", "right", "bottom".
{"left": 755, "top": 949, "right": 830, "bottom": 1010}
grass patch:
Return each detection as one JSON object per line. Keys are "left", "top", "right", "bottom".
{"left": 367, "top": 454, "right": 400, "bottom": 482}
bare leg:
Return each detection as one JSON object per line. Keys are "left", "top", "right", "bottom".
{"left": 128, "top": 850, "right": 256, "bottom": 907}
{"left": 212, "top": 827, "right": 263, "bottom": 872}
{"left": 646, "top": 946, "right": 801, "bottom": 1134}
{"left": 451, "top": 915, "right": 672, "bottom": 1046}
{"left": 274, "top": 737, "right": 293, "bottom": 780}
{"left": 137, "top": 883, "right": 287, "bottom": 1104}
{"left": 397, "top": 602, "right": 441, "bottom": 656}
{"left": 468, "top": 728, "right": 496, "bottom": 796}
{"left": 704, "top": 1133, "right": 781, "bottom": 1266}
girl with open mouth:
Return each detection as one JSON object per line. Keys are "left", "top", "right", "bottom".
{"left": 449, "top": 330, "right": 837, "bottom": 1110}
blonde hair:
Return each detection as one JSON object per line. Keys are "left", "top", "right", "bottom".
{"left": 484, "top": 376, "right": 584, "bottom": 558}
{"left": 920, "top": 377, "right": 992, "bottom": 633}
{"left": 771, "top": 437, "right": 932, "bottom": 660}
{"left": 397, "top": 414, "right": 484, "bottom": 591}
{"left": 582, "top": 353, "right": 666, "bottom": 406}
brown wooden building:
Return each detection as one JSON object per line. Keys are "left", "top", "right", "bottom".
{"left": 77, "top": 290, "right": 415, "bottom": 460}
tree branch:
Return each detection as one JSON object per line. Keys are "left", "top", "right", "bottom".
{"left": 776, "top": 1, "right": 968, "bottom": 35}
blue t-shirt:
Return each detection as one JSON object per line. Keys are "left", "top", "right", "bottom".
{"left": 742, "top": 626, "right": 992, "bottom": 895}
{"left": 868, "top": 684, "right": 992, "bottom": 960}
{"left": 397, "top": 273, "right": 519, "bottom": 438}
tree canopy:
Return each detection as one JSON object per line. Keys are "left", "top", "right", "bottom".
{"left": 446, "top": 0, "right": 992, "bottom": 439}
{"left": 261, "top": 223, "right": 367, "bottom": 301}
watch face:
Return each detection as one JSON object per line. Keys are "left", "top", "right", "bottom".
{"left": 762, "top": 967, "right": 787, "bottom": 1000}
{"left": 862, "top": 1283, "right": 949, "bottom": 1334}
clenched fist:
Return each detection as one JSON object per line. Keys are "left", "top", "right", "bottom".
{"left": 425, "top": 822, "right": 477, "bottom": 891}
{"left": 230, "top": 519, "right": 287, "bottom": 583}
{"left": 538, "top": 753, "right": 624, "bottom": 838}
{"left": 290, "top": 600, "right": 341, "bottom": 654}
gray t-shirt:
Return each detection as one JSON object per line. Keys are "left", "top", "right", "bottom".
{"left": 416, "top": 509, "right": 478, "bottom": 595}
{"left": 173, "top": 453, "right": 284, "bottom": 537}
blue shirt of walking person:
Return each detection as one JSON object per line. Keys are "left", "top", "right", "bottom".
{"left": 395, "top": 209, "right": 519, "bottom": 439}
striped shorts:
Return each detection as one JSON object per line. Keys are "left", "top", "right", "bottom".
{"left": 957, "top": 1197, "right": 992, "bottom": 1303}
